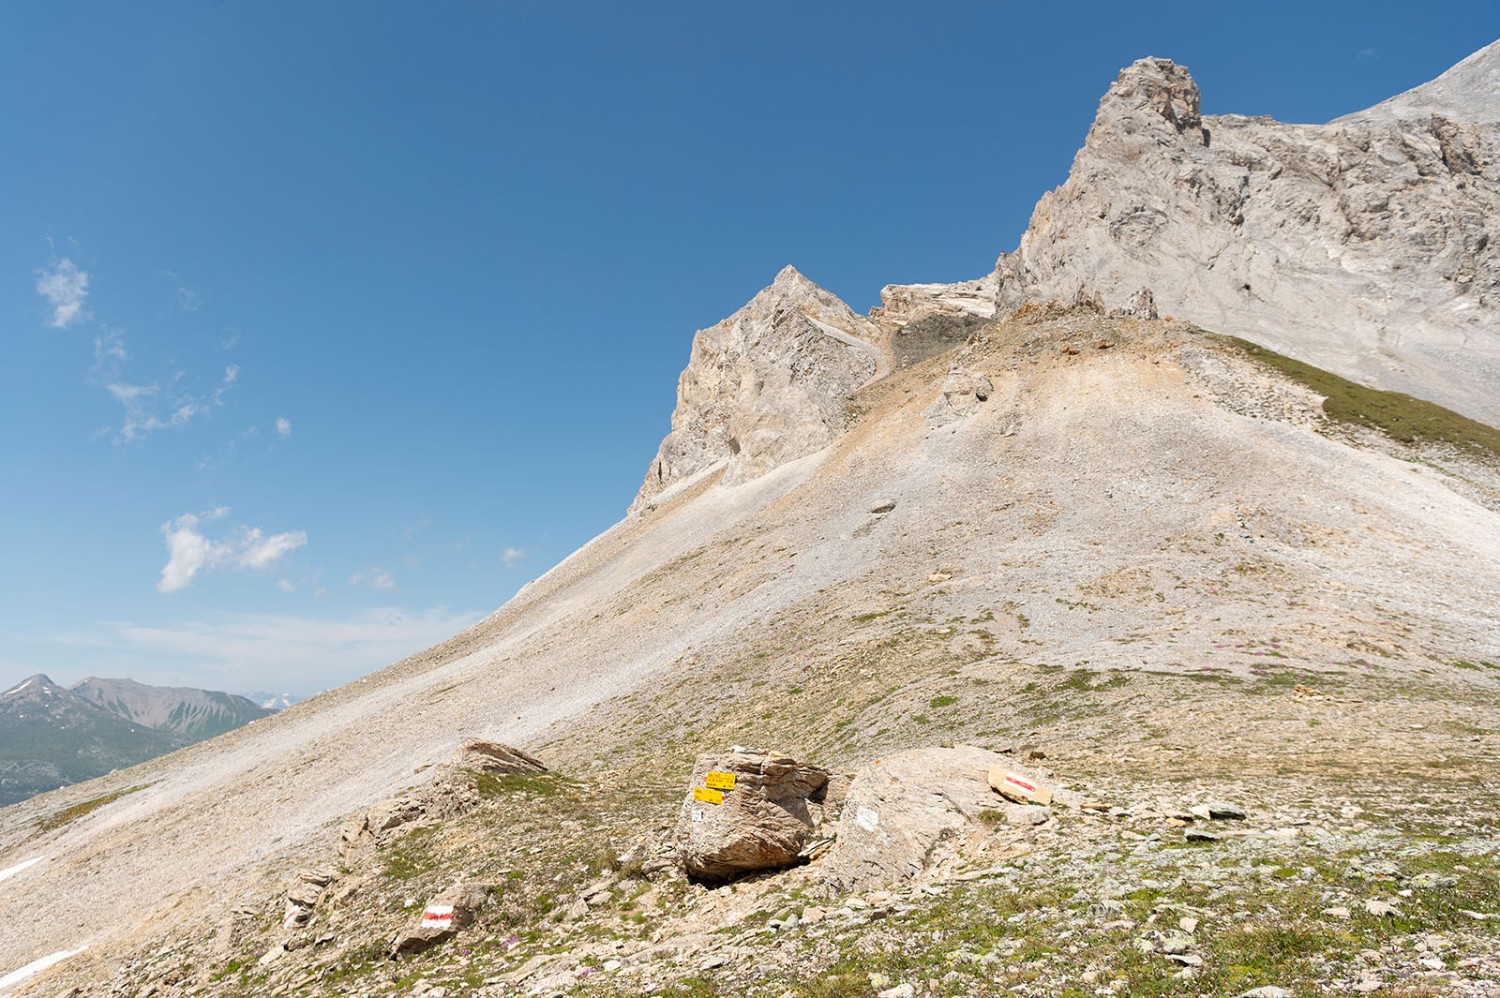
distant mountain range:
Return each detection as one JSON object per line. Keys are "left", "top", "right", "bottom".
{"left": 0, "top": 674, "right": 275, "bottom": 807}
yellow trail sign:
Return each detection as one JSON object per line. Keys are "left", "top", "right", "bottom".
{"left": 692, "top": 786, "right": 724, "bottom": 805}
{"left": 704, "top": 771, "right": 737, "bottom": 791}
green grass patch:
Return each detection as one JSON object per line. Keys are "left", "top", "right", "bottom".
{"left": 1221, "top": 335, "right": 1500, "bottom": 458}
{"left": 38, "top": 784, "right": 148, "bottom": 831}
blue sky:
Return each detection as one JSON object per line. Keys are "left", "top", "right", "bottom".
{"left": 2, "top": 2, "right": 1494, "bottom": 697}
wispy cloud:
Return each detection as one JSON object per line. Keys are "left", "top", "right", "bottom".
{"left": 54, "top": 606, "right": 485, "bottom": 695}
{"left": 349, "top": 567, "right": 397, "bottom": 590}
{"left": 90, "top": 329, "right": 239, "bottom": 443}
{"left": 158, "top": 507, "right": 308, "bottom": 593}
{"left": 36, "top": 258, "right": 90, "bottom": 328}
{"left": 501, "top": 546, "right": 527, "bottom": 568}
{"left": 275, "top": 417, "right": 292, "bottom": 438}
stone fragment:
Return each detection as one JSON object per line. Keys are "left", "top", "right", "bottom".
{"left": 1365, "top": 899, "right": 1399, "bottom": 917}
{"left": 1321, "top": 906, "right": 1351, "bottom": 919}
{"left": 1239, "top": 988, "right": 1293, "bottom": 998}
{"left": 675, "top": 748, "right": 830, "bottom": 882}
{"left": 1185, "top": 830, "right": 1218, "bottom": 842}
{"left": 1188, "top": 802, "right": 1245, "bottom": 820}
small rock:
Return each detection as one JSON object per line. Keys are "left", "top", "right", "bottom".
{"left": 928, "top": 572, "right": 953, "bottom": 583}
{"left": 1178, "top": 916, "right": 1198, "bottom": 934}
{"left": 1239, "top": 988, "right": 1293, "bottom": 998}
{"left": 1365, "top": 899, "right": 1398, "bottom": 917}
{"left": 1321, "top": 906, "right": 1351, "bottom": 919}
{"left": 870, "top": 502, "right": 896, "bottom": 514}
{"left": 1189, "top": 802, "right": 1246, "bottom": 820}
{"left": 391, "top": 883, "right": 487, "bottom": 956}
{"left": 1186, "top": 830, "right": 1219, "bottom": 843}
{"left": 877, "top": 985, "right": 916, "bottom": 998}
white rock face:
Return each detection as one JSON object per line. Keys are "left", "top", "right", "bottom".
{"left": 631, "top": 266, "right": 886, "bottom": 512}
{"left": 995, "top": 47, "right": 1500, "bottom": 425}
{"left": 1337, "top": 39, "right": 1500, "bottom": 126}
{"left": 870, "top": 273, "right": 999, "bottom": 329}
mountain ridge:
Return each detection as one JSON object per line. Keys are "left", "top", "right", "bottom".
{"left": 0, "top": 44, "right": 1498, "bottom": 995}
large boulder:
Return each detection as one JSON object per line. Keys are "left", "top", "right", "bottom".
{"left": 820, "top": 745, "right": 1068, "bottom": 892}
{"left": 675, "top": 748, "right": 831, "bottom": 882}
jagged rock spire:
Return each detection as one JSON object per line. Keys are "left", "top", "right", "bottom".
{"left": 630, "top": 267, "right": 888, "bottom": 513}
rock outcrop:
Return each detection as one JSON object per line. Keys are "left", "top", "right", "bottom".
{"left": 631, "top": 267, "right": 886, "bottom": 512}
{"left": 449, "top": 738, "right": 545, "bottom": 776}
{"left": 674, "top": 748, "right": 830, "bottom": 881}
{"left": 820, "top": 746, "right": 1068, "bottom": 892}
{"left": 994, "top": 44, "right": 1500, "bottom": 425}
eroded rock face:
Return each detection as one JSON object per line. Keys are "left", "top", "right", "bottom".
{"left": 674, "top": 748, "right": 830, "bottom": 881}
{"left": 631, "top": 267, "right": 886, "bottom": 513}
{"left": 996, "top": 46, "right": 1500, "bottom": 425}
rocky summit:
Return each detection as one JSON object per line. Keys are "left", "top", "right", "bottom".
{"left": 1, "top": 43, "right": 1499, "bottom": 998}
{"left": 992, "top": 45, "right": 1500, "bottom": 426}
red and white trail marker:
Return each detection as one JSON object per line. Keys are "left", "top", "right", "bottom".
{"left": 988, "top": 766, "right": 1054, "bottom": 806}
{"left": 419, "top": 904, "right": 455, "bottom": 929}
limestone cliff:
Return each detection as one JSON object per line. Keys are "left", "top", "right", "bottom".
{"left": 630, "top": 266, "right": 887, "bottom": 512}
{"left": 996, "top": 43, "right": 1500, "bottom": 425}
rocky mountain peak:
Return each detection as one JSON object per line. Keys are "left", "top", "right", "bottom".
{"left": 2, "top": 673, "right": 64, "bottom": 701}
{"left": 1099, "top": 56, "right": 1203, "bottom": 135}
{"left": 997, "top": 41, "right": 1500, "bottom": 426}
{"left": 631, "top": 268, "right": 887, "bottom": 512}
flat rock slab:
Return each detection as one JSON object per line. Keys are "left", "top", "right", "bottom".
{"left": 820, "top": 746, "right": 1065, "bottom": 892}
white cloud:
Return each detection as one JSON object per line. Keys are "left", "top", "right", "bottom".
{"left": 501, "top": 546, "right": 527, "bottom": 568}
{"left": 275, "top": 417, "right": 292, "bottom": 438}
{"left": 276, "top": 579, "right": 295, "bottom": 593}
{"left": 157, "top": 508, "right": 307, "bottom": 593}
{"left": 349, "top": 567, "right": 396, "bottom": 590}
{"left": 90, "top": 331, "right": 239, "bottom": 443}
{"left": 55, "top": 606, "right": 485, "bottom": 695}
{"left": 37, "top": 258, "right": 90, "bottom": 328}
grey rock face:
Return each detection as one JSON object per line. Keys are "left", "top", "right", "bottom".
{"left": 631, "top": 267, "right": 885, "bottom": 513}
{"left": 996, "top": 48, "right": 1500, "bottom": 425}
{"left": 674, "top": 748, "right": 830, "bottom": 881}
